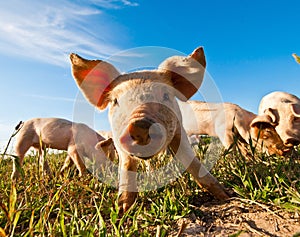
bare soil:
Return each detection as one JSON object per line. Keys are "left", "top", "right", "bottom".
{"left": 170, "top": 198, "right": 300, "bottom": 237}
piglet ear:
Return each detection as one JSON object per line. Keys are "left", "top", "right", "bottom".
{"left": 95, "top": 137, "right": 114, "bottom": 150}
{"left": 95, "top": 138, "right": 115, "bottom": 162}
{"left": 291, "top": 104, "right": 300, "bottom": 117}
{"left": 158, "top": 47, "right": 206, "bottom": 101}
{"left": 250, "top": 114, "right": 277, "bottom": 128}
{"left": 70, "top": 53, "right": 120, "bottom": 110}
{"left": 262, "top": 108, "right": 278, "bottom": 124}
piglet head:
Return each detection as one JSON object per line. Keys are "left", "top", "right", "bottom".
{"left": 110, "top": 76, "right": 178, "bottom": 159}
{"left": 259, "top": 92, "right": 300, "bottom": 147}
{"left": 250, "top": 114, "right": 290, "bottom": 155}
{"left": 70, "top": 47, "right": 206, "bottom": 159}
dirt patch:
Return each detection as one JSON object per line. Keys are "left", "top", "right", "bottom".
{"left": 170, "top": 198, "right": 300, "bottom": 237}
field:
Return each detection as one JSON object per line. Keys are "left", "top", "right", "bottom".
{"left": 0, "top": 138, "right": 300, "bottom": 237}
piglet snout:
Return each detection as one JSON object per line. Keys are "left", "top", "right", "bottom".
{"left": 285, "top": 138, "right": 300, "bottom": 147}
{"left": 128, "top": 119, "right": 153, "bottom": 145}
{"left": 119, "top": 119, "right": 167, "bottom": 159}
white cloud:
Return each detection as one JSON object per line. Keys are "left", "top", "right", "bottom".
{"left": 23, "top": 94, "right": 80, "bottom": 103}
{"left": 0, "top": 0, "right": 138, "bottom": 66}
{"left": 119, "top": 0, "right": 139, "bottom": 7}
{"left": 90, "top": 0, "right": 138, "bottom": 9}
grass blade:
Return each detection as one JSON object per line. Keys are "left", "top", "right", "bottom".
{"left": 8, "top": 182, "right": 17, "bottom": 222}
{"left": 60, "top": 199, "right": 67, "bottom": 237}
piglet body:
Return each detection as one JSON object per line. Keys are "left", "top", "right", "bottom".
{"left": 12, "top": 118, "right": 114, "bottom": 178}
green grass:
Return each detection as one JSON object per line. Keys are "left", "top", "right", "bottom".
{"left": 0, "top": 139, "right": 299, "bottom": 236}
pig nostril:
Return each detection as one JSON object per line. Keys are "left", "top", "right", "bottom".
{"left": 130, "top": 134, "right": 137, "bottom": 141}
{"left": 127, "top": 120, "right": 165, "bottom": 146}
{"left": 149, "top": 123, "right": 165, "bottom": 140}
{"left": 130, "top": 134, "right": 150, "bottom": 145}
{"left": 149, "top": 133, "right": 162, "bottom": 140}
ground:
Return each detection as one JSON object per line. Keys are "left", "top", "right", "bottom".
{"left": 170, "top": 198, "right": 300, "bottom": 237}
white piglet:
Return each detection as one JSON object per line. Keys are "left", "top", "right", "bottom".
{"left": 70, "top": 46, "right": 229, "bottom": 213}
{"left": 259, "top": 91, "right": 300, "bottom": 148}
{"left": 12, "top": 118, "right": 114, "bottom": 179}
{"left": 179, "top": 101, "right": 289, "bottom": 156}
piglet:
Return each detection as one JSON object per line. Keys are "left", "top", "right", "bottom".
{"left": 179, "top": 100, "right": 289, "bottom": 156}
{"left": 259, "top": 91, "right": 300, "bottom": 147}
{"left": 70, "top": 47, "right": 230, "bottom": 213}
{"left": 12, "top": 118, "right": 114, "bottom": 179}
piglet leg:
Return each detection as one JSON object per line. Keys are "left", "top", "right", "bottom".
{"left": 118, "top": 151, "right": 138, "bottom": 213}
{"left": 169, "top": 131, "right": 229, "bottom": 200}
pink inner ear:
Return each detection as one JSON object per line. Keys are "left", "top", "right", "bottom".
{"left": 91, "top": 70, "right": 112, "bottom": 79}
{"left": 75, "top": 67, "right": 113, "bottom": 109}
{"left": 71, "top": 54, "right": 120, "bottom": 109}
{"left": 77, "top": 69, "right": 111, "bottom": 86}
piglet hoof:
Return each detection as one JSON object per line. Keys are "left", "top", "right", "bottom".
{"left": 78, "top": 169, "right": 88, "bottom": 178}
{"left": 118, "top": 191, "right": 137, "bottom": 215}
{"left": 198, "top": 173, "right": 230, "bottom": 201}
{"left": 214, "top": 187, "right": 231, "bottom": 200}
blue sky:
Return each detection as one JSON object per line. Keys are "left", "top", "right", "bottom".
{"left": 1, "top": 0, "right": 300, "bottom": 149}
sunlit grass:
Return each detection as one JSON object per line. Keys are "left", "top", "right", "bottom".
{"left": 0, "top": 139, "right": 299, "bottom": 236}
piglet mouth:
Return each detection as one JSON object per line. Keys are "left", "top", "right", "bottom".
{"left": 268, "top": 145, "right": 292, "bottom": 156}
{"left": 118, "top": 118, "right": 167, "bottom": 159}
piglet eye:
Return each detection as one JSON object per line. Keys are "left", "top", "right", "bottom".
{"left": 113, "top": 98, "right": 119, "bottom": 106}
{"left": 264, "top": 129, "right": 269, "bottom": 133}
{"left": 163, "top": 93, "right": 170, "bottom": 101}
